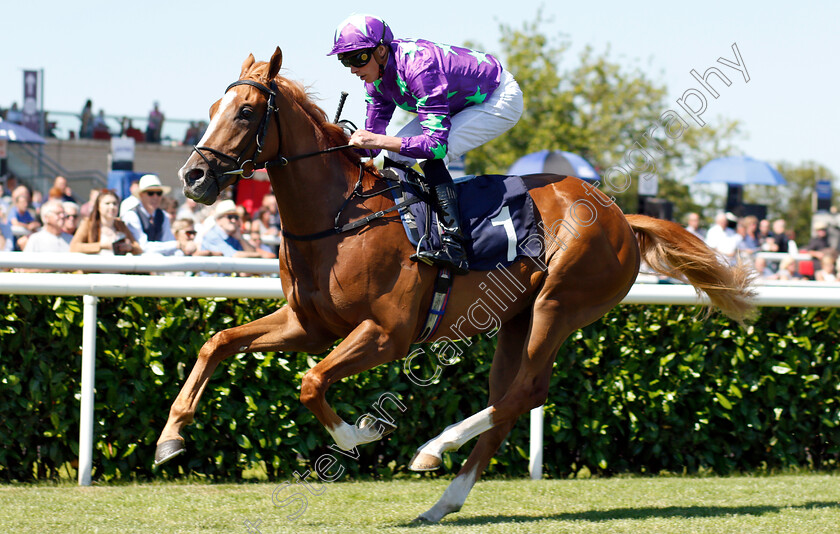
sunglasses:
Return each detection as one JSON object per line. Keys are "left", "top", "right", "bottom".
{"left": 225, "top": 214, "right": 240, "bottom": 221}
{"left": 338, "top": 48, "right": 374, "bottom": 68}
{"left": 182, "top": 230, "right": 197, "bottom": 237}
{"left": 144, "top": 190, "right": 163, "bottom": 197}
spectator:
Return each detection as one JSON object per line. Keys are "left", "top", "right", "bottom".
{"left": 62, "top": 201, "right": 81, "bottom": 236}
{"left": 80, "top": 99, "right": 93, "bottom": 139}
{"left": 9, "top": 185, "right": 41, "bottom": 250}
{"left": 171, "top": 218, "right": 219, "bottom": 257}
{"left": 815, "top": 252, "right": 838, "bottom": 282}
{"left": 802, "top": 221, "right": 834, "bottom": 260}
{"left": 3, "top": 175, "right": 17, "bottom": 204}
{"left": 235, "top": 205, "right": 251, "bottom": 233}
{"left": 752, "top": 255, "right": 774, "bottom": 280}
{"left": 5, "top": 102, "right": 22, "bottom": 124}
{"left": 161, "top": 195, "right": 179, "bottom": 223}
{"left": 175, "top": 196, "right": 209, "bottom": 225}
{"left": 260, "top": 193, "right": 282, "bottom": 231}
{"left": 200, "top": 200, "right": 264, "bottom": 259}
{"left": 183, "top": 121, "right": 201, "bottom": 145}
{"left": 80, "top": 189, "right": 100, "bottom": 218}
{"left": 775, "top": 256, "right": 802, "bottom": 281}
{"left": 48, "top": 186, "right": 65, "bottom": 201}
{"left": 705, "top": 212, "right": 741, "bottom": 265}
{"left": 121, "top": 174, "right": 179, "bottom": 255}
{"left": 53, "top": 175, "right": 77, "bottom": 203}
{"left": 146, "top": 102, "right": 165, "bottom": 143}
{"left": 92, "top": 110, "right": 110, "bottom": 138}
{"left": 735, "top": 216, "right": 759, "bottom": 257}
{"left": 70, "top": 189, "right": 142, "bottom": 256}
{"left": 251, "top": 207, "right": 279, "bottom": 238}
{"left": 120, "top": 117, "right": 144, "bottom": 143}
{"left": 22, "top": 199, "right": 72, "bottom": 253}
{"left": 246, "top": 229, "right": 277, "bottom": 258}
{"left": 757, "top": 219, "right": 772, "bottom": 248}
{"left": 119, "top": 177, "right": 142, "bottom": 216}
{"left": 0, "top": 204, "right": 13, "bottom": 251}
{"left": 31, "top": 190, "right": 43, "bottom": 214}
{"left": 0, "top": 180, "right": 10, "bottom": 214}
{"left": 685, "top": 212, "right": 705, "bottom": 240}
{"left": 767, "top": 219, "right": 791, "bottom": 253}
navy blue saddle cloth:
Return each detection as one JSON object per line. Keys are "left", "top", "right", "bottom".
{"left": 391, "top": 173, "right": 540, "bottom": 271}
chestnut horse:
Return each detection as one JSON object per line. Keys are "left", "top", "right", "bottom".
{"left": 155, "top": 47, "right": 755, "bottom": 522}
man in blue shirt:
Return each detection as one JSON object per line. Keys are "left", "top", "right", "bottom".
{"left": 200, "top": 200, "right": 264, "bottom": 258}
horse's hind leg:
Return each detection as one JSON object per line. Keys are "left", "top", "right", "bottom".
{"left": 155, "top": 306, "right": 332, "bottom": 466}
{"left": 415, "top": 309, "right": 531, "bottom": 523}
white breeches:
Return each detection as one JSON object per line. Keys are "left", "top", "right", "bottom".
{"left": 386, "top": 69, "right": 524, "bottom": 168}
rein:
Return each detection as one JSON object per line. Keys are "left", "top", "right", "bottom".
{"left": 192, "top": 79, "right": 354, "bottom": 184}
{"left": 194, "top": 76, "right": 414, "bottom": 242}
{"left": 281, "top": 167, "right": 423, "bottom": 241}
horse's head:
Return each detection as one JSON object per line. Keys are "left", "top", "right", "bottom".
{"left": 179, "top": 47, "right": 284, "bottom": 204}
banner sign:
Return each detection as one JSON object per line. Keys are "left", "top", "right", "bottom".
{"left": 22, "top": 70, "right": 40, "bottom": 134}
{"left": 816, "top": 180, "right": 832, "bottom": 200}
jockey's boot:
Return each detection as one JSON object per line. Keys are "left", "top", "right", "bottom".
{"left": 412, "top": 159, "right": 469, "bottom": 275}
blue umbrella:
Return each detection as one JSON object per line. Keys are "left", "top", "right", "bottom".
{"left": 508, "top": 149, "right": 600, "bottom": 182}
{"left": 693, "top": 156, "right": 786, "bottom": 186}
{"left": 0, "top": 120, "right": 46, "bottom": 144}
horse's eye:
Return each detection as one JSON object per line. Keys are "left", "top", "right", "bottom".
{"left": 239, "top": 107, "right": 253, "bottom": 120}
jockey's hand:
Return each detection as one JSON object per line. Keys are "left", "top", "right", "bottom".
{"left": 349, "top": 130, "right": 402, "bottom": 153}
{"left": 348, "top": 129, "right": 381, "bottom": 150}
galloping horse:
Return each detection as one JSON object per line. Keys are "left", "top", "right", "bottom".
{"left": 155, "top": 48, "right": 755, "bottom": 523}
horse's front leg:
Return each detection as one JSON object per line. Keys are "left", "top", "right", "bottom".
{"left": 154, "top": 305, "right": 333, "bottom": 465}
{"left": 300, "top": 319, "right": 410, "bottom": 451}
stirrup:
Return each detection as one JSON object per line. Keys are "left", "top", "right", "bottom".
{"left": 414, "top": 246, "right": 469, "bottom": 275}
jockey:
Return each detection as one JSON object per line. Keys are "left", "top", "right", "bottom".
{"left": 328, "top": 14, "right": 524, "bottom": 275}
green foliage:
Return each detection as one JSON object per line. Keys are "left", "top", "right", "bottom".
{"left": 465, "top": 11, "right": 742, "bottom": 220}
{"left": 1, "top": 296, "right": 839, "bottom": 483}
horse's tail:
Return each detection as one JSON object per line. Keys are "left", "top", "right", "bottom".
{"left": 625, "top": 214, "right": 757, "bottom": 324}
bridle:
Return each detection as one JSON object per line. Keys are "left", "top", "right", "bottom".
{"left": 190, "top": 76, "right": 423, "bottom": 242}
{"left": 191, "top": 78, "right": 352, "bottom": 189}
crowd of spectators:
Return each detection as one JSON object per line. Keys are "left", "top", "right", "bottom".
{"left": 1, "top": 99, "right": 205, "bottom": 144}
{"left": 3, "top": 173, "right": 839, "bottom": 283}
{"left": 0, "top": 174, "right": 279, "bottom": 276}
{"left": 684, "top": 211, "right": 840, "bottom": 283}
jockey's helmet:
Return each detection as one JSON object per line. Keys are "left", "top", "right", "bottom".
{"left": 328, "top": 14, "right": 393, "bottom": 56}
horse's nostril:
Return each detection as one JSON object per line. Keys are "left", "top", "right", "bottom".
{"left": 185, "top": 168, "right": 204, "bottom": 186}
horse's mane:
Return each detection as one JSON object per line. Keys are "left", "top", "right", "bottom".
{"left": 245, "top": 60, "right": 378, "bottom": 178}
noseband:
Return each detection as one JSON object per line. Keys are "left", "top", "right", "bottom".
{"left": 193, "top": 79, "right": 282, "bottom": 184}
{"left": 191, "top": 79, "right": 353, "bottom": 190}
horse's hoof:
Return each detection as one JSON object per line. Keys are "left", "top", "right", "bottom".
{"left": 413, "top": 515, "right": 436, "bottom": 523}
{"left": 154, "top": 439, "right": 186, "bottom": 466}
{"left": 408, "top": 451, "right": 441, "bottom": 471}
{"left": 359, "top": 416, "right": 397, "bottom": 439}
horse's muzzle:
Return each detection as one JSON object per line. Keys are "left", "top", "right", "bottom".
{"left": 178, "top": 164, "right": 218, "bottom": 205}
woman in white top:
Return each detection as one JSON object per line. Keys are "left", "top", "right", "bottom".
{"left": 815, "top": 253, "right": 838, "bottom": 282}
{"left": 70, "top": 189, "right": 142, "bottom": 255}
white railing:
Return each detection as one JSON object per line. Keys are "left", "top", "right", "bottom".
{"left": 0, "top": 251, "right": 278, "bottom": 275}
{"left": 2, "top": 259, "right": 840, "bottom": 485}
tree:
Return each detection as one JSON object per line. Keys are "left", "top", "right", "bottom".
{"left": 465, "top": 12, "right": 742, "bottom": 220}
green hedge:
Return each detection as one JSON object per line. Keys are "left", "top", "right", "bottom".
{"left": 1, "top": 295, "right": 839, "bottom": 482}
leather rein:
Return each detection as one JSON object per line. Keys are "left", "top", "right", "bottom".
{"left": 190, "top": 78, "right": 421, "bottom": 241}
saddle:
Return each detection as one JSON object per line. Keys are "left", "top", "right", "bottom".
{"left": 387, "top": 167, "right": 541, "bottom": 271}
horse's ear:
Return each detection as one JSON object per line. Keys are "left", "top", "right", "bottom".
{"left": 240, "top": 54, "right": 256, "bottom": 78}
{"left": 267, "top": 47, "right": 283, "bottom": 80}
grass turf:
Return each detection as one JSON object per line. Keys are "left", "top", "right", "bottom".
{"left": 1, "top": 474, "right": 839, "bottom": 533}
